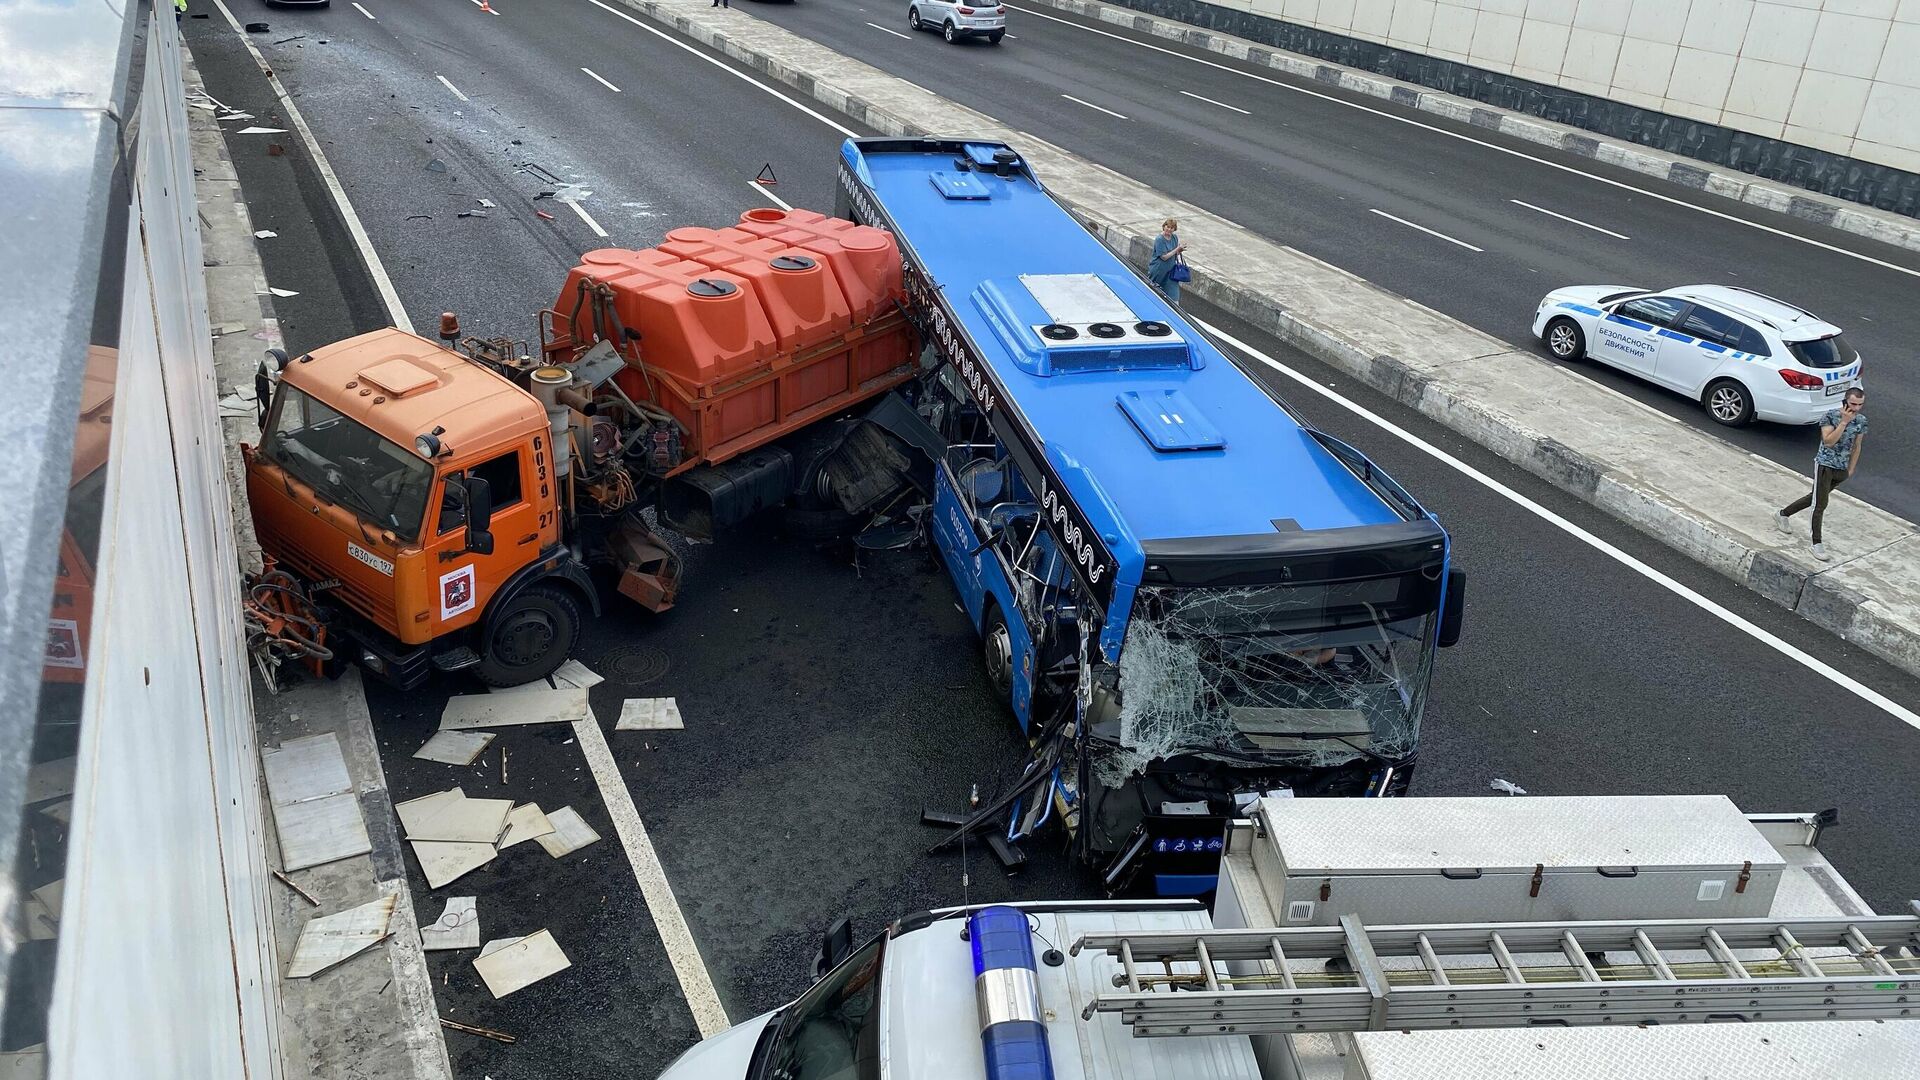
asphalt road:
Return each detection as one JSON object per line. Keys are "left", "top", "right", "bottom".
{"left": 749, "top": 0, "right": 1920, "bottom": 522}
{"left": 189, "top": 3, "right": 1920, "bottom": 1077}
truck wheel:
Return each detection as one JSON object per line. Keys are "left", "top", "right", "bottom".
{"left": 983, "top": 605, "right": 1013, "bottom": 700}
{"left": 475, "top": 585, "right": 581, "bottom": 687}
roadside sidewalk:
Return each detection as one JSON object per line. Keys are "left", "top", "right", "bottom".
{"left": 611, "top": 0, "right": 1920, "bottom": 679}
{"left": 188, "top": 42, "right": 455, "bottom": 1080}
{"left": 1018, "top": 0, "right": 1920, "bottom": 254}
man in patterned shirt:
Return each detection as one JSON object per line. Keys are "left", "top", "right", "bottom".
{"left": 1775, "top": 386, "right": 1868, "bottom": 562}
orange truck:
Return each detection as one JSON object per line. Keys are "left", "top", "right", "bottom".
{"left": 243, "top": 209, "right": 922, "bottom": 687}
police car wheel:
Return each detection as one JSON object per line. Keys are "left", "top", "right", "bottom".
{"left": 1543, "top": 317, "right": 1583, "bottom": 361}
{"left": 1704, "top": 379, "right": 1754, "bottom": 427}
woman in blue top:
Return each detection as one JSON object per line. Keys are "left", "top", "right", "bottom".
{"left": 1148, "top": 218, "right": 1186, "bottom": 304}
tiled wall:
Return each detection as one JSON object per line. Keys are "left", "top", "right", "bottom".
{"left": 1226, "top": 0, "right": 1920, "bottom": 173}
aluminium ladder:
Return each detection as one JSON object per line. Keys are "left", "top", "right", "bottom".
{"left": 1071, "top": 912, "right": 1920, "bottom": 1036}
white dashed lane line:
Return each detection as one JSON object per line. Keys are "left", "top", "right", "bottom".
{"left": 1510, "top": 199, "right": 1631, "bottom": 241}
{"left": 352, "top": 1, "right": 375, "bottom": 18}
{"left": 867, "top": 21, "right": 912, "bottom": 39}
{"left": 582, "top": 66, "right": 623, "bottom": 92}
{"left": 1061, "top": 93, "right": 1128, "bottom": 120}
{"left": 752, "top": 182, "right": 794, "bottom": 211}
{"left": 435, "top": 74, "right": 469, "bottom": 102}
{"left": 1368, "top": 208, "right": 1483, "bottom": 252}
{"left": 1179, "top": 89, "right": 1249, "bottom": 115}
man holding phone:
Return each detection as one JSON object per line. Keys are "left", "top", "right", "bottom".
{"left": 1775, "top": 386, "right": 1868, "bottom": 561}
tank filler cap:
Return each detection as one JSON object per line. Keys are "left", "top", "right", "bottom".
{"left": 531, "top": 366, "right": 572, "bottom": 386}
{"left": 769, "top": 255, "right": 816, "bottom": 272}
{"left": 687, "top": 277, "right": 738, "bottom": 298}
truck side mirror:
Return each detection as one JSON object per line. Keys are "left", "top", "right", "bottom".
{"left": 813, "top": 917, "right": 853, "bottom": 979}
{"left": 1437, "top": 567, "right": 1466, "bottom": 648}
{"left": 255, "top": 348, "right": 289, "bottom": 430}
{"left": 465, "top": 476, "right": 495, "bottom": 555}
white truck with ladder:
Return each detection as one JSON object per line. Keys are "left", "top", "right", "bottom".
{"left": 656, "top": 794, "right": 1918, "bottom": 1079}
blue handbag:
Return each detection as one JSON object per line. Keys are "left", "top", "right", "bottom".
{"left": 1169, "top": 256, "right": 1191, "bottom": 283}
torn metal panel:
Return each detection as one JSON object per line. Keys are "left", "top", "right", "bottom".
{"left": 263, "top": 733, "right": 372, "bottom": 871}
{"left": 264, "top": 735, "right": 354, "bottom": 803}
{"left": 287, "top": 894, "right": 397, "bottom": 978}
{"left": 615, "top": 697, "right": 683, "bottom": 731}
{"left": 0, "top": 1045, "right": 45, "bottom": 1080}
{"left": 477, "top": 936, "right": 520, "bottom": 959}
{"left": 395, "top": 789, "right": 511, "bottom": 844}
{"left": 471, "top": 929, "right": 570, "bottom": 999}
{"left": 412, "top": 840, "right": 497, "bottom": 890}
{"left": 413, "top": 730, "right": 496, "bottom": 766}
{"left": 440, "top": 687, "right": 589, "bottom": 730}
{"left": 551, "top": 659, "right": 604, "bottom": 690}
{"left": 498, "top": 803, "right": 555, "bottom": 849}
{"left": 420, "top": 897, "right": 480, "bottom": 952}
{"left": 24, "top": 757, "right": 76, "bottom": 804}
{"left": 535, "top": 807, "right": 600, "bottom": 858}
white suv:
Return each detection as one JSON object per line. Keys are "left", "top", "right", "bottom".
{"left": 1531, "top": 284, "right": 1863, "bottom": 427}
{"left": 908, "top": 0, "right": 1006, "bottom": 44}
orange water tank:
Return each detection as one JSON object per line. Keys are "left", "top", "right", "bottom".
{"left": 659, "top": 226, "right": 854, "bottom": 354}
{"left": 734, "top": 208, "right": 901, "bottom": 322}
{"left": 563, "top": 247, "right": 777, "bottom": 385}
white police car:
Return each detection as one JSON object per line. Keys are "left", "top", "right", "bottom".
{"left": 1531, "top": 284, "right": 1862, "bottom": 427}
{"left": 908, "top": 0, "right": 1006, "bottom": 43}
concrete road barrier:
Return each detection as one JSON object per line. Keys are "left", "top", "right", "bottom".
{"left": 613, "top": 0, "right": 1920, "bottom": 679}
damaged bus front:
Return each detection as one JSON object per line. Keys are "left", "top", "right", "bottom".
{"left": 838, "top": 137, "right": 1463, "bottom": 895}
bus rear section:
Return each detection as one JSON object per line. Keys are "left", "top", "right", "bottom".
{"left": 837, "top": 137, "right": 1465, "bottom": 895}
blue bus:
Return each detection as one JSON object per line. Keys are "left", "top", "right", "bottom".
{"left": 836, "top": 138, "right": 1465, "bottom": 893}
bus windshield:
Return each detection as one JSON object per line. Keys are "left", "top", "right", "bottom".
{"left": 1108, "top": 578, "right": 1439, "bottom": 779}
{"left": 261, "top": 384, "right": 434, "bottom": 541}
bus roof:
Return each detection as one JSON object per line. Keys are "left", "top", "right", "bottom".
{"left": 845, "top": 141, "right": 1408, "bottom": 551}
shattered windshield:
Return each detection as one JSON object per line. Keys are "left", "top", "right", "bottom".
{"left": 261, "top": 384, "right": 434, "bottom": 542}
{"left": 1105, "top": 580, "right": 1438, "bottom": 780}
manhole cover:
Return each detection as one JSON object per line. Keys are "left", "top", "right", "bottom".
{"left": 605, "top": 646, "right": 670, "bottom": 686}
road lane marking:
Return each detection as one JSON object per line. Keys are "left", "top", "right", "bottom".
{"left": 1062, "top": 93, "right": 1128, "bottom": 120}
{"left": 1195, "top": 317, "right": 1920, "bottom": 733}
{"left": 1179, "top": 89, "right": 1250, "bottom": 115}
{"left": 571, "top": 714, "right": 730, "bottom": 1037}
{"left": 1368, "top": 208, "right": 1483, "bottom": 252}
{"left": 582, "top": 66, "right": 623, "bottom": 92}
{"left": 586, "top": 0, "right": 859, "bottom": 138}
{"left": 1511, "top": 199, "right": 1630, "bottom": 240}
{"left": 352, "top": 1, "right": 376, "bottom": 18}
{"left": 467, "top": 0, "right": 502, "bottom": 12}
{"left": 568, "top": 199, "right": 610, "bottom": 237}
{"left": 867, "top": 20, "right": 912, "bottom": 39}
{"left": 752, "top": 182, "right": 794, "bottom": 211}
{"left": 210, "top": 0, "right": 412, "bottom": 331}
{"left": 436, "top": 74, "right": 470, "bottom": 102}
{"left": 1006, "top": 3, "right": 1920, "bottom": 282}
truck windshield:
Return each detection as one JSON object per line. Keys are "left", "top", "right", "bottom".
{"left": 758, "top": 934, "right": 883, "bottom": 1080}
{"left": 1108, "top": 579, "right": 1439, "bottom": 779}
{"left": 261, "top": 384, "right": 433, "bottom": 542}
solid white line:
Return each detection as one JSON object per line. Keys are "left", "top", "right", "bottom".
{"left": 1368, "top": 208, "right": 1483, "bottom": 252}
{"left": 1193, "top": 317, "right": 1920, "bottom": 733}
{"left": 571, "top": 715, "right": 730, "bottom": 1037}
{"left": 210, "top": 0, "right": 412, "bottom": 331}
{"left": 751, "top": 182, "right": 794, "bottom": 211}
{"left": 568, "top": 199, "right": 610, "bottom": 238}
{"left": 1511, "top": 199, "right": 1630, "bottom": 241}
{"left": 435, "top": 74, "right": 469, "bottom": 102}
{"left": 1179, "top": 89, "right": 1250, "bottom": 115}
{"left": 581, "top": 66, "right": 623, "bottom": 92}
{"left": 352, "top": 1, "right": 375, "bottom": 18}
{"left": 467, "top": 0, "right": 502, "bottom": 13}
{"left": 586, "top": 0, "right": 859, "bottom": 138}
{"left": 866, "top": 20, "right": 912, "bottom": 39}
{"left": 1005, "top": 3, "right": 1920, "bottom": 282}
{"left": 1061, "top": 93, "right": 1128, "bottom": 120}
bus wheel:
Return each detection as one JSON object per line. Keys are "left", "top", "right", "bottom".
{"left": 983, "top": 606, "right": 1013, "bottom": 699}
{"left": 475, "top": 585, "right": 581, "bottom": 687}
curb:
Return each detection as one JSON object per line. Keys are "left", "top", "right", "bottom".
{"left": 1016, "top": 0, "right": 1920, "bottom": 256}
{"left": 608, "top": 0, "right": 1920, "bottom": 681}
{"left": 185, "top": 42, "right": 456, "bottom": 1080}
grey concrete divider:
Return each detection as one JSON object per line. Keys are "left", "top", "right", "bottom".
{"left": 1015, "top": 0, "right": 1920, "bottom": 256}
{"left": 612, "top": 0, "right": 1920, "bottom": 679}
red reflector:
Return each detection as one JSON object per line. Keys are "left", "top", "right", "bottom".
{"left": 1778, "top": 369, "right": 1822, "bottom": 390}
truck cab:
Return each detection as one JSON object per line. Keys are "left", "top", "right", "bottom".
{"left": 245, "top": 328, "right": 593, "bottom": 687}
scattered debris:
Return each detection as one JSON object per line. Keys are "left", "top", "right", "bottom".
{"left": 269, "top": 287, "right": 300, "bottom": 298}
{"left": 497, "top": 803, "right": 555, "bottom": 849}
{"left": 219, "top": 393, "right": 256, "bottom": 417}
{"left": 271, "top": 868, "right": 321, "bottom": 906}
{"left": 254, "top": 230, "right": 277, "bottom": 238}
{"left": 1490, "top": 778, "right": 1528, "bottom": 796}
{"left": 24, "top": 758, "right": 75, "bottom": 804}
{"left": 440, "top": 687, "right": 590, "bottom": 731}
{"left": 552, "top": 659, "right": 604, "bottom": 690}
{"left": 287, "top": 895, "right": 397, "bottom": 978}
{"left": 275, "top": 35, "right": 306, "bottom": 44}
{"left": 478, "top": 937, "right": 519, "bottom": 958}
{"left": 412, "top": 840, "right": 497, "bottom": 890}
{"left": 534, "top": 209, "right": 556, "bottom": 221}
{"left": 267, "top": 144, "right": 286, "bottom": 157}
{"left": 0, "top": 1045, "right": 46, "bottom": 1075}
{"left": 245, "top": 22, "right": 270, "bottom": 33}
{"left": 535, "top": 807, "right": 600, "bottom": 858}
{"left": 413, "top": 730, "right": 496, "bottom": 766}
{"left": 262, "top": 734, "right": 371, "bottom": 872}
{"left": 39, "top": 801, "right": 71, "bottom": 825}
{"left": 477, "top": 197, "right": 497, "bottom": 208}
{"left": 425, "top": 158, "right": 448, "bottom": 173}
{"left": 234, "top": 126, "right": 289, "bottom": 135}
{"left": 471, "top": 929, "right": 570, "bottom": 998}
{"left": 616, "top": 697, "right": 683, "bottom": 731}
{"left": 755, "top": 162, "right": 779, "bottom": 186}
{"left": 440, "top": 1017, "right": 516, "bottom": 1044}
{"left": 457, "top": 210, "right": 489, "bottom": 219}
{"left": 421, "top": 896, "right": 480, "bottom": 951}
{"left": 396, "top": 788, "right": 511, "bottom": 844}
